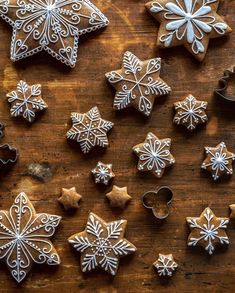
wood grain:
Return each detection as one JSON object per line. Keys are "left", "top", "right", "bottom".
{"left": 0, "top": 0, "right": 235, "bottom": 292}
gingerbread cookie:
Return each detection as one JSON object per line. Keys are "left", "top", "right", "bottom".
{"left": 201, "top": 142, "right": 235, "bottom": 180}
{"left": 58, "top": 187, "right": 82, "bottom": 210}
{"left": 0, "top": 0, "right": 109, "bottom": 67}
{"left": 106, "top": 185, "right": 132, "bottom": 209}
{"left": 229, "top": 204, "right": 235, "bottom": 220}
{"left": 0, "top": 192, "right": 61, "bottom": 282}
{"left": 173, "top": 94, "right": 208, "bottom": 131}
{"left": 91, "top": 161, "right": 115, "bottom": 185}
{"left": 133, "top": 132, "right": 175, "bottom": 178}
{"left": 187, "top": 207, "right": 229, "bottom": 255}
{"left": 153, "top": 253, "right": 178, "bottom": 277}
{"left": 106, "top": 51, "right": 171, "bottom": 116}
{"left": 68, "top": 212, "right": 136, "bottom": 275}
{"left": 145, "top": 0, "right": 232, "bottom": 61}
{"left": 7, "top": 81, "right": 47, "bottom": 123}
{"left": 66, "top": 106, "right": 114, "bottom": 154}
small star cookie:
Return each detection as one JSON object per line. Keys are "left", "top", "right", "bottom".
{"left": 153, "top": 253, "right": 178, "bottom": 277}
{"left": 145, "top": 0, "right": 232, "bottom": 61}
{"left": 68, "top": 212, "right": 136, "bottom": 275}
{"left": 7, "top": 81, "right": 47, "bottom": 123}
{"left": 106, "top": 185, "right": 132, "bottom": 209}
{"left": 66, "top": 106, "right": 114, "bottom": 154}
{"left": 133, "top": 132, "right": 175, "bottom": 178}
{"left": 58, "top": 187, "right": 82, "bottom": 210}
{"left": 173, "top": 94, "right": 208, "bottom": 131}
{"left": 229, "top": 204, "right": 235, "bottom": 220}
{"left": 201, "top": 142, "right": 235, "bottom": 180}
{"left": 106, "top": 51, "right": 171, "bottom": 116}
{"left": 186, "top": 207, "right": 229, "bottom": 255}
{"left": 91, "top": 161, "right": 115, "bottom": 185}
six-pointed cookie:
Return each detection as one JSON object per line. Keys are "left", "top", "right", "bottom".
{"left": 0, "top": 192, "right": 61, "bottom": 283}
{"left": 106, "top": 185, "right": 132, "bottom": 209}
{"left": 153, "top": 253, "right": 178, "bottom": 277}
{"left": 145, "top": 0, "right": 232, "bottom": 61}
{"left": 133, "top": 132, "right": 175, "bottom": 178}
{"left": 91, "top": 161, "right": 115, "bottom": 185}
{"left": 68, "top": 212, "right": 136, "bottom": 275}
{"left": 173, "top": 94, "right": 208, "bottom": 131}
{"left": 66, "top": 106, "right": 114, "bottom": 154}
{"left": 186, "top": 207, "right": 229, "bottom": 255}
{"left": 7, "top": 81, "right": 47, "bottom": 123}
{"left": 106, "top": 51, "right": 171, "bottom": 116}
{"left": 58, "top": 187, "right": 82, "bottom": 211}
{"left": 201, "top": 142, "right": 235, "bottom": 180}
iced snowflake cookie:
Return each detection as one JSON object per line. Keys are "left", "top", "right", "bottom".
{"left": 7, "top": 81, "right": 47, "bottom": 123}
{"left": 186, "top": 207, "right": 229, "bottom": 255}
{"left": 0, "top": 0, "right": 108, "bottom": 67}
{"left": 66, "top": 106, "right": 114, "bottom": 154}
{"left": 105, "top": 51, "right": 171, "bottom": 116}
{"left": 91, "top": 161, "right": 115, "bottom": 185}
{"left": 145, "top": 0, "right": 232, "bottom": 61}
{"left": 201, "top": 142, "right": 235, "bottom": 180}
{"left": 106, "top": 185, "right": 132, "bottom": 209}
{"left": 58, "top": 187, "right": 82, "bottom": 211}
{"left": 153, "top": 254, "right": 178, "bottom": 277}
{"left": 0, "top": 192, "right": 61, "bottom": 283}
{"left": 173, "top": 94, "right": 208, "bottom": 131}
{"left": 133, "top": 132, "right": 175, "bottom": 178}
{"left": 68, "top": 212, "right": 136, "bottom": 275}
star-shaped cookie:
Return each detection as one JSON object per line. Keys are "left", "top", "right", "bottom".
{"left": 106, "top": 185, "right": 132, "bottom": 209}
{"left": 91, "top": 161, "right": 115, "bottom": 185}
{"left": 68, "top": 212, "right": 136, "bottom": 275}
{"left": 0, "top": 0, "right": 108, "bottom": 67}
{"left": 201, "top": 142, "right": 235, "bottom": 180}
{"left": 7, "top": 80, "right": 47, "bottom": 123}
{"left": 66, "top": 106, "right": 114, "bottom": 154}
{"left": 145, "top": 0, "right": 232, "bottom": 61}
{"left": 153, "top": 253, "right": 178, "bottom": 277}
{"left": 106, "top": 51, "right": 171, "bottom": 116}
{"left": 173, "top": 94, "right": 208, "bottom": 131}
{"left": 186, "top": 207, "right": 229, "bottom": 255}
{"left": 0, "top": 192, "right": 61, "bottom": 282}
{"left": 133, "top": 132, "right": 175, "bottom": 178}
{"left": 229, "top": 204, "right": 235, "bottom": 220}
{"left": 58, "top": 187, "right": 82, "bottom": 210}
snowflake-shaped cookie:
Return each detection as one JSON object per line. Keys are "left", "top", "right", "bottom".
{"left": 7, "top": 80, "right": 47, "bottom": 123}
{"left": 173, "top": 94, "right": 208, "bottom": 131}
{"left": 0, "top": 0, "right": 108, "bottom": 67}
{"left": 145, "top": 0, "right": 232, "bottom": 61}
{"left": 133, "top": 132, "right": 175, "bottom": 178}
{"left": 68, "top": 212, "right": 136, "bottom": 275}
{"left": 91, "top": 161, "right": 115, "bottom": 185}
{"left": 201, "top": 142, "right": 235, "bottom": 180}
{"left": 153, "top": 254, "right": 178, "bottom": 277}
{"left": 0, "top": 192, "right": 61, "bottom": 283}
{"left": 66, "top": 106, "right": 114, "bottom": 154}
{"left": 187, "top": 207, "right": 229, "bottom": 255}
{"left": 106, "top": 51, "right": 171, "bottom": 116}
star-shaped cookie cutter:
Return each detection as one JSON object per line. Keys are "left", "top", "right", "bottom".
{"left": 142, "top": 186, "right": 173, "bottom": 219}
{"left": 214, "top": 67, "right": 235, "bottom": 101}
{"left": 0, "top": 144, "right": 18, "bottom": 167}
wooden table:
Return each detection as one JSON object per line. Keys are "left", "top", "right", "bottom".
{"left": 0, "top": 0, "right": 235, "bottom": 292}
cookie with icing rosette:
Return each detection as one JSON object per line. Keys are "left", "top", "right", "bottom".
{"left": 91, "top": 161, "right": 115, "bottom": 185}
{"left": 153, "top": 253, "right": 178, "bottom": 277}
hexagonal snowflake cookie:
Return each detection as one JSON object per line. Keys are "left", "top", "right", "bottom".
{"left": 91, "top": 161, "right": 115, "bottom": 185}
{"left": 153, "top": 253, "right": 178, "bottom": 277}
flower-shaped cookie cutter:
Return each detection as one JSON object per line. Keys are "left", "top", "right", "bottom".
{"left": 214, "top": 67, "right": 235, "bottom": 102}
{"left": 0, "top": 144, "right": 18, "bottom": 167}
{"left": 142, "top": 186, "right": 173, "bottom": 219}
{"left": 0, "top": 123, "right": 5, "bottom": 139}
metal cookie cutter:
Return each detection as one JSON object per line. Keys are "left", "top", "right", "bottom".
{"left": 142, "top": 186, "right": 173, "bottom": 219}
{"left": 0, "top": 144, "right": 18, "bottom": 167}
{"left": 0, "top": 122, "right": 5, "bottom": 139}
{"left": 214, "top": 67, "right": 235, "bottom": 101}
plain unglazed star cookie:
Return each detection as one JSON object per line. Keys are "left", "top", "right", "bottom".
{"left": 105, "top": 51, "right": 171, "bottom": 116}
{"left": 186, "top": 207, "right": 229, "bottom": 255}
{"left": 7, "top": 81, "right": 47, "bottom": 123}
{"left": 0, "top": 0, "right": 109, "bottom": 67}
{"left": 201, "top": 142, "right": 235, "bottom": 180}
{"left": 58, "top": 187, "right": 82, "bottom": 211}
{"left": 68, "top": 212, "right": 136, "bottom": 275}
{"left": 91, "top": 161, "right": 115, "bottom": 185}
{"left": 0, "top": 192, "right": 61, "bottom": 283}
{"left": 173, "top": 94, "right": 208, "bottom": 131}
{"left": 106, "top": 185, "right": 132, "bottom": 209}
{"left": 145, "top": 0, "right": 232, "bottom": 61}
{"left": 153, "top": 253, "right": 178, "bottom": 277}
{"left": 66, "top": 106, "right": 114, "bottom": 154}
{"left": 133, "top": 132, "right": 175, "bottom": 178}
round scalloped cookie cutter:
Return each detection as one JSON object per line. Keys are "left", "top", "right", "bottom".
{"left": 142, "top": 186, "right": 173, "bottom": 220}
{"left": 214, "top": 67, "right": 235, "bottom": 102}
